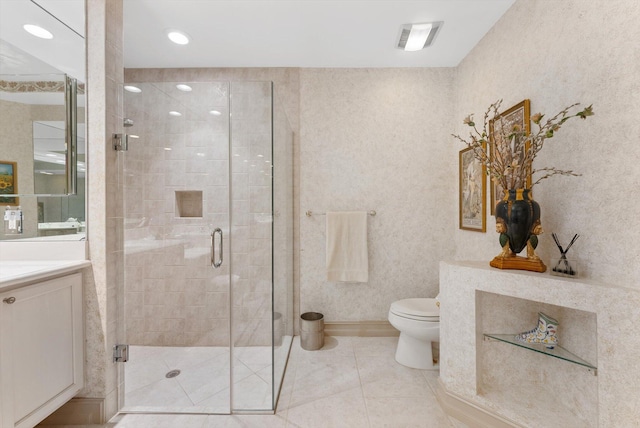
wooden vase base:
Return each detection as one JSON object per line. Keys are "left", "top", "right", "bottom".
{"left": 490, "top": 255, "right": 547, "bottom": 273}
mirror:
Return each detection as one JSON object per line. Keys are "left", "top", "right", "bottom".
{"left": 0, "top": 0, "right": 86, "bottom": 240}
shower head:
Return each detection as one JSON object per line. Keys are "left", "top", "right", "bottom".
{"left": 124, "top": 118, "right": 134, "bottom": 127}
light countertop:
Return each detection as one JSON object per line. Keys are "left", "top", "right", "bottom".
{"left": 0, "top": 260, "right": 91, "bottom": 291}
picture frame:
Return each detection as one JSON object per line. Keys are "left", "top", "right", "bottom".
{"left": 0, "top": 161, "right": 18, "bottom": 206}
{"left": 459, "top": 146, "right": 486, "bottom": 232}
{"left": 489, "top": 99, "right": 531, "bottom": 214}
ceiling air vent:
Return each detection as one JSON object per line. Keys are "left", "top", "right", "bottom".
{"left": 397, "top": 21, "right": 443, "bottom": 51}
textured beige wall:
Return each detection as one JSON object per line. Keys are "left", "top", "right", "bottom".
{"left": 82, "top": 0, "right": 124, "bottom": 421}
{"left": 0, "top": 99, "right": 36, "bottom": 238}
{"left": 0, "top": 101, "right": 67, "bottom": 239}
{"left": 299, "top": 68, "right": 456, "bottom": 321}
{"left": 453, "top": 0, "right": 640, "bottom": 287}
{"left": 441, "top": 261, "right": 640, "bottom": 427}
{"left": 444, "top": 1, "right": 640, "bottom": 426}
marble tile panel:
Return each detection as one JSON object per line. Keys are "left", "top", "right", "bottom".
{"left": 124, "top": 355, "right": 170, "bottom": 393}
{"left": 174, "top": 355, "right": 234, "bottom": 404}
{"left": 109, "top": 414, "right": 208, "bottom": 428}
{"left": 203, "top": 414, "right": 286, "bottom": 428}
{"left": 125, "top": 377, "right": 193, "bottom": 408}
{"left": 232, "top": 373, "right": 273, "bottom": 410}
{"left": 289, "top": 355, "right": 360, "bottom": 408}
{"left": 352, "top": 336, "right": 398, "bottom": 358}
{"left": 366, "top": 396, "right": 454, "bottom": 428}
{"left": 285, "top": 387, "right": 369, "bottom": 428}
{"left": 357, "top": 354, "right": 432, "bottom": 398}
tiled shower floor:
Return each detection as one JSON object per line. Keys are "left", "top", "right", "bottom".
{"left": 123, "top": 342, "right": 286, "bottom": 413}
{"left": 41, "top": 337, "right": 469, "bottom": 427}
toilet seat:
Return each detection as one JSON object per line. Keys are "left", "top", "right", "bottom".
{"left": 390, "top": 298, "right": 439, "bottom": 322}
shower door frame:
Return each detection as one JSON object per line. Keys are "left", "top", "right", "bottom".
{"left": 120, "top": 80, "right": 235, "bottom": 414}
{"left": 119, "top": 79, "right": 292, "bottom": 415}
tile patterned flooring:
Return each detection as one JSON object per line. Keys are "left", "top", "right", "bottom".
{"left": 42, "top": 336, "right": 469, "bottom": 428}
{"left": 124, "top": 344, "right": 277, "bottom": 412}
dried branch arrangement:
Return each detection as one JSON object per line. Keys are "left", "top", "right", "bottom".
{"left": 453, "top": 100, "right": 594, "bottom": 190}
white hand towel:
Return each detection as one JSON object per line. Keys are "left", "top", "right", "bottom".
{"left": 326, "top": 211, "right": 368, "bottom": 282}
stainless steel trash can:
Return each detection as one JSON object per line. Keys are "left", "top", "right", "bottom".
{"left": 300, "top": 312, "right": 324, "bottom": 350}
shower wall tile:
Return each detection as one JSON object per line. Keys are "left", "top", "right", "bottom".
{"left": 123, "top": 81, "right": 234, "bottom": 347}
{"left": 123, "top": 69, "right": 295, "bottom": 350}
{"left": 229, "top": 81, "right": 275, "bottom": 347}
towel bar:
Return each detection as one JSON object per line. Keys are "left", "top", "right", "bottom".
{"left": 305, "top": 210, "right": 376, "bottom": 217}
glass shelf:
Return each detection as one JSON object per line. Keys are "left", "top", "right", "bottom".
{"left": 484, "top": 333, "right": 597, "bottom": 374}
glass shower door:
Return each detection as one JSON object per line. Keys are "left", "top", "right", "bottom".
{"left": 122, "top": 81, "right": 232, "bottom": 413}
{"left": 229, "top": 82, "right": 294, "bottom": 412}
{"left": 229, "top": 81, "right": 275, "bottom": 411}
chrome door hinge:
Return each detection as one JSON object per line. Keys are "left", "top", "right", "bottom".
{"left": 113, "top": 344, "right": 129, "bottom": 362}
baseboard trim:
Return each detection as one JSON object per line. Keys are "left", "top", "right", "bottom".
{"left": 37, "top": 397, "right": 105, "bottom": 426}
{"left": 435, "top": 379, "right": 521, "bottom": 428}
{"left": 324, "top": 321, "right": 399, "bottom": 337}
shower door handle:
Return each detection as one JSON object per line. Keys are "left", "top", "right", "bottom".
{"left": 211, "top": 228, "right": 223, "bottom": 268}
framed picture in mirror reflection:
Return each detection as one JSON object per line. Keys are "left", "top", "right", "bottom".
{"left": 0, "top": 161, "right": 18, "bottom": 205}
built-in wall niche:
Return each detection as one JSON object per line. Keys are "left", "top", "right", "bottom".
{"left": 175, "top": 191, "right": 203, "bottom": 218}
{"left": 476, "top": 291, "right": 598, "bottom": 427}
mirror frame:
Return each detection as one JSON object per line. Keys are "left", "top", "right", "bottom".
{"left": 65, "top": 75, "right": 78, "bottom": 196}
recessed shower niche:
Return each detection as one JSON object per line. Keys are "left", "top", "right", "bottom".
{"left": 175, "top": 190, "right": 203, "bottom": 218}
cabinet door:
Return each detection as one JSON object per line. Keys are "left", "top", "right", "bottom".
{"left": 0, "top": 273, "right": 83, "bottom": 428}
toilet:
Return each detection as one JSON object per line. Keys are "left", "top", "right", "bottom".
{"left": 388, "top": 297, "right": 440, "bottom": 370}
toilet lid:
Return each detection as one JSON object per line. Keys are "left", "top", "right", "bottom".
{"left": 390, "top": 298, "right": 439, "bottom": 320}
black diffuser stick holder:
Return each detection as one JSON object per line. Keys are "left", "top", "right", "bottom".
{"left": 551, "top": 233, "right": 579, "bottom": 277}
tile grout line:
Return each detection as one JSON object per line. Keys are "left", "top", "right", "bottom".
{"left": 281, "top": 338, "right": 301, "bottom": 427}
{"left": 353, "top": 339, "right": 373, "bottom": 428}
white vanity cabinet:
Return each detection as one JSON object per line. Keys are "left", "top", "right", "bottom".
{"left": 0, "top": 273, "right": 84, "bottom": 428}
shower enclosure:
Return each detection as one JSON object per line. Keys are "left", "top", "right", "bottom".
{"left": 121, "top": 80, "right": 293, "bottom": 414}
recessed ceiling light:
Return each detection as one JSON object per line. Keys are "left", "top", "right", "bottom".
{"left": 176, "top": 84, "right": 192, "bottom": 92}
{"left": 164, "top": 147, "right": 172, "bottom": 151}
{"left": 169, "top": 111, "right": 182, "bottom": 116}
{"left": 209, "top": 110, "right": 222, "bottom": 116}
{"left": 23, "top": 24, "right": 53, "bottom": 39}
{"left": 167, "top": 30, "right": 190, "bottom": 45}
{"left": 397, "top": 22, "right": 443, "bottom": 51}
{"left": 124, "top": 85, "right": 142, "bottom": 93}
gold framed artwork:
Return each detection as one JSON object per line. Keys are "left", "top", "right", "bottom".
{"left": 0, "top": 161, "right": 18, "bottom": 206}
{"left": 489, "top": 99, "right": 531, "bottom": 214}
{"left": 459, "top": 146, "right": 486, "bottom": 232}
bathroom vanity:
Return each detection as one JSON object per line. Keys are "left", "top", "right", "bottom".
{"left": 0, "top": 257, "right": 89, "bottom": 428}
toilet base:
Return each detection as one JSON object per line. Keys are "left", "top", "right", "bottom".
{"left": 395, "top": 333, "right": 438, "bottom": 370}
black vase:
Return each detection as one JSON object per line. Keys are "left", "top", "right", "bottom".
{"left": 495, "top": 189, "right": 541, "bottom": 255}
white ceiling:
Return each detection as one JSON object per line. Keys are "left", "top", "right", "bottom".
{"left": 0, "top": 0, "right": 85, "bottom": 79}
{"left": 0, "top": 0, "right": 516, "bottom": 72}
{"left": 123, "top": 0, "right": 515, "bottom": 69}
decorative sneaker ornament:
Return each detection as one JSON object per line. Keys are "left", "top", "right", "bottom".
{"left": 515, "top": 312, "right": 558, "bottom": 349}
